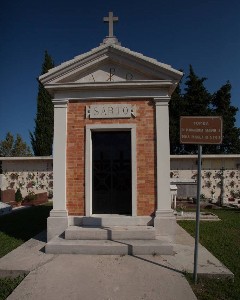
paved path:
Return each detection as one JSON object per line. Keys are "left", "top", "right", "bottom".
{"left": 7, "top": 255, "right": 196, "bottom": 300}
{"left": 0, "top": 224, "right": 233, "bottom": 300}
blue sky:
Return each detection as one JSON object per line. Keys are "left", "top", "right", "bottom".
{"left": 1, "top": 0, "right": 240, "bottom": 148}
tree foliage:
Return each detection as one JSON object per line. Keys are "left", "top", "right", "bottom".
{"left": 15, "top": 188, "right": 23, "bottom": 203}
{"left": 169, "top": 81, "right": 183, "bottom": 154}
{"left": 169, "top": 65, "right": 240, "bottom": 154}
{"left": 211, "top": 82, "right": 240, "bottom": 153}
{"left": 0, "top": 132, "right": 32, "bottom": 157}
{"left": 183, "top": 65, "right": 211, "bottom": 117}
{"left": 30, "top": 51, "right": 54, "bottom": 156}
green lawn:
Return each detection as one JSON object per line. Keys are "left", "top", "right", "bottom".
{"left": 0, "top": 203, "right": 52, "bottom": 300}
{"left": 0, "top": 204, "right": 52, "bottom": 258}
{"left": 0, "top": 276, "right": 25, "bottom": 300}
{"left": 178, "top": 208, "right": 240, "bottom": 300}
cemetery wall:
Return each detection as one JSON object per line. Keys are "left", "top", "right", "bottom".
{"left": 171, "top": 155, "right": 240, "bottom": 204}
{"left": 1, "top": 153, "right": 240, "bottom": 206}
{"left": 0, "top": 157, "right": 53, "bottom": 201}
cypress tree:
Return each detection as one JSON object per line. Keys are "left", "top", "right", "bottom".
{"left": 211, "top": 82, "right": 240, "bottom": 153}
{"left": 184, "top": 65, "right": 211, "bottom": 117}
{"left": 30, "top": 51, "right": 54, "bottom": 156}
{"left": 182, "top": 65, "right": 212, "bottom": 154}
{"left": 169, "top": 82, "right": 184, "bottom": 154}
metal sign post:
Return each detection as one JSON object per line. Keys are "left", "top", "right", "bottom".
{"left": 180, "top": 116, "right": 223, "bottom": 284}
{"left": 193, "top": 144, "right": 202, "bottom": 284}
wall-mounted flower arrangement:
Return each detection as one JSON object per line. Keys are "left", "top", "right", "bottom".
{"left": 205, "top": 181, "right": 212, "bottom": 188}
{"left": 230, "top": 180, "right": 235, "bottom": 188}
{"left": 205, "top": 171, "right": 212, "bottom": 178}
{"left": 39, "top": 173, "right": 45, "bottom": 180}
{"left": 10, "top": 173, "right": 19, "bottom": 180}
{"left": 48, "top": 181, "right": 53, "bottom": 188}
{"left": 26, "top": 173, "right": 35, "bottom": 180}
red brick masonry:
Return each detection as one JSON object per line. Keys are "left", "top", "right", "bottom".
{"left": 1, "top": 190, "right": 48, "bottom": 207}
{"left": 66, "top": 99, "right": 157, "bottom": 216}
{"left": 1, "top": 189, "right": 15, "bottom": 203}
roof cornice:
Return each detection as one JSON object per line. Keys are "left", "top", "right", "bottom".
{"left": 45, "top": 80, "right": 177, "bottom": 99}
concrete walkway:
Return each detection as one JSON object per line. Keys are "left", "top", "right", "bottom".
{"left": 0, "top": 224, "right": 233, "bottom": 300}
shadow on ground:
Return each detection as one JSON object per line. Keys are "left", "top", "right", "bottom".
{"left": 0, "top": 205, "right": 52, "bottom": 242}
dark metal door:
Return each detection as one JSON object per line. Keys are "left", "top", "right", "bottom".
{"left": 92, "top": 131, "right": 132, "bottom": 215}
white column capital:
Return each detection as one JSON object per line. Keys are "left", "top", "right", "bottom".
{"left": 153, "top": 97, "right": 171, "bottom": 105}
{"left": 52, "top": 99, "right": 69, "bottom": 107}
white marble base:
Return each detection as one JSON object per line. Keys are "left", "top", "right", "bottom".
{"left": 154, "top": 211, "right": 176, "bottom": 236}
{"left": 47, "top": 214, "right": 68, "bottom": 242}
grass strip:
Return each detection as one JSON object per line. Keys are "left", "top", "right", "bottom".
{"left": 178, "top": 208, "right": 240, "bottom": 300}
{"left": 0, "top": 275, "right": 25, "bottom": 300}
{"left": 0, "top": 204, "right": 52, "bottom": 299}
{"left": 0, "top": 204, "right": 52, "bottom": 258}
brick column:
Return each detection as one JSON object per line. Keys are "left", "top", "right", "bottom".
{"left": 154, "top": 97, "right": 176, "bottom": 235}
{"left": 47, "top": 99, "right": 68, "bottom": 241}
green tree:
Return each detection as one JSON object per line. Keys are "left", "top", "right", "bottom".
{"left": 12, "top": 134, "right": 32, "bottom": 156}
{"left": 169, "top": 66, "right": 240, "bottom": 154}
{"left": 0, "top": 132, "right": 14, "bottom": 156}
{"left": 169, "top": 82, "right": 183, "bottom": 154}
{"left": 0, "top": 132, "right": 32, "bottom": 157}
{"left": 182, "top": 65, "right": 212, "bottom": 154}
{"left": 183, "top": 65, "right": 212, "bottom": 117}
{"left": 211, "top": 82, "right": 240, "bottom": 153}
{"left": 30, "top": 51, "right": 54, "bottom": 156}
{"left": 15, "top": 188, "right": 23, "bottom": 203}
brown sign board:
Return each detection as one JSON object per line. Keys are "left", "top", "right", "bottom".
{"left": 180, "top": 116, "right": 223, "bottom": 144}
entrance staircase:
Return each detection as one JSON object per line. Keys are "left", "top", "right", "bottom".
{"left": 46, "top": 217, "right": 173, "bottom": 255}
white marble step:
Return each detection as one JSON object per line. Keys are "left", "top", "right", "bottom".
{"left": 79, "top": 216, "right": 153, "bottom": 227}
{"left": 65, "top": 226, "right": 156, "bottom": 240}
{"left": 45, "top": 236, "right": 173, "bottom": 255}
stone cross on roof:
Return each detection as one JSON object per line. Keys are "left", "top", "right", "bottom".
{"left": 103, "top": 12, "right": 118, "bottom": 38}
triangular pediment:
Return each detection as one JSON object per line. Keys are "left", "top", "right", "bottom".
{"left": 39, "top": 44, "right": 182, "bottom": 85}
{"left": 58, "top": 60, "right": 155, "bottom": 83}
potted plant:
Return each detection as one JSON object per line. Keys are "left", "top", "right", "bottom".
{"left": 178, "top": 204, "right": 186, "bottom": 216}
{"left": 15, "top": 188, "right": 23, "bottom": 206}
{"left": 210, "top": 190, "right": 216, "bottom": 203}
{"left": 24, "top": 191, "right": 37, "bottom": 203}
{"left": 48, "top": 190, "right": 53, "bottom": 199}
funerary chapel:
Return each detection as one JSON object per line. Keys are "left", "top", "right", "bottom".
{"left": 40, "top": 12, "right": 183, "bottom": 254}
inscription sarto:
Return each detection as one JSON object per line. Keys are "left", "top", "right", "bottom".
{"left": 86, "top": 104, "right": 136, "bottom": 119}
